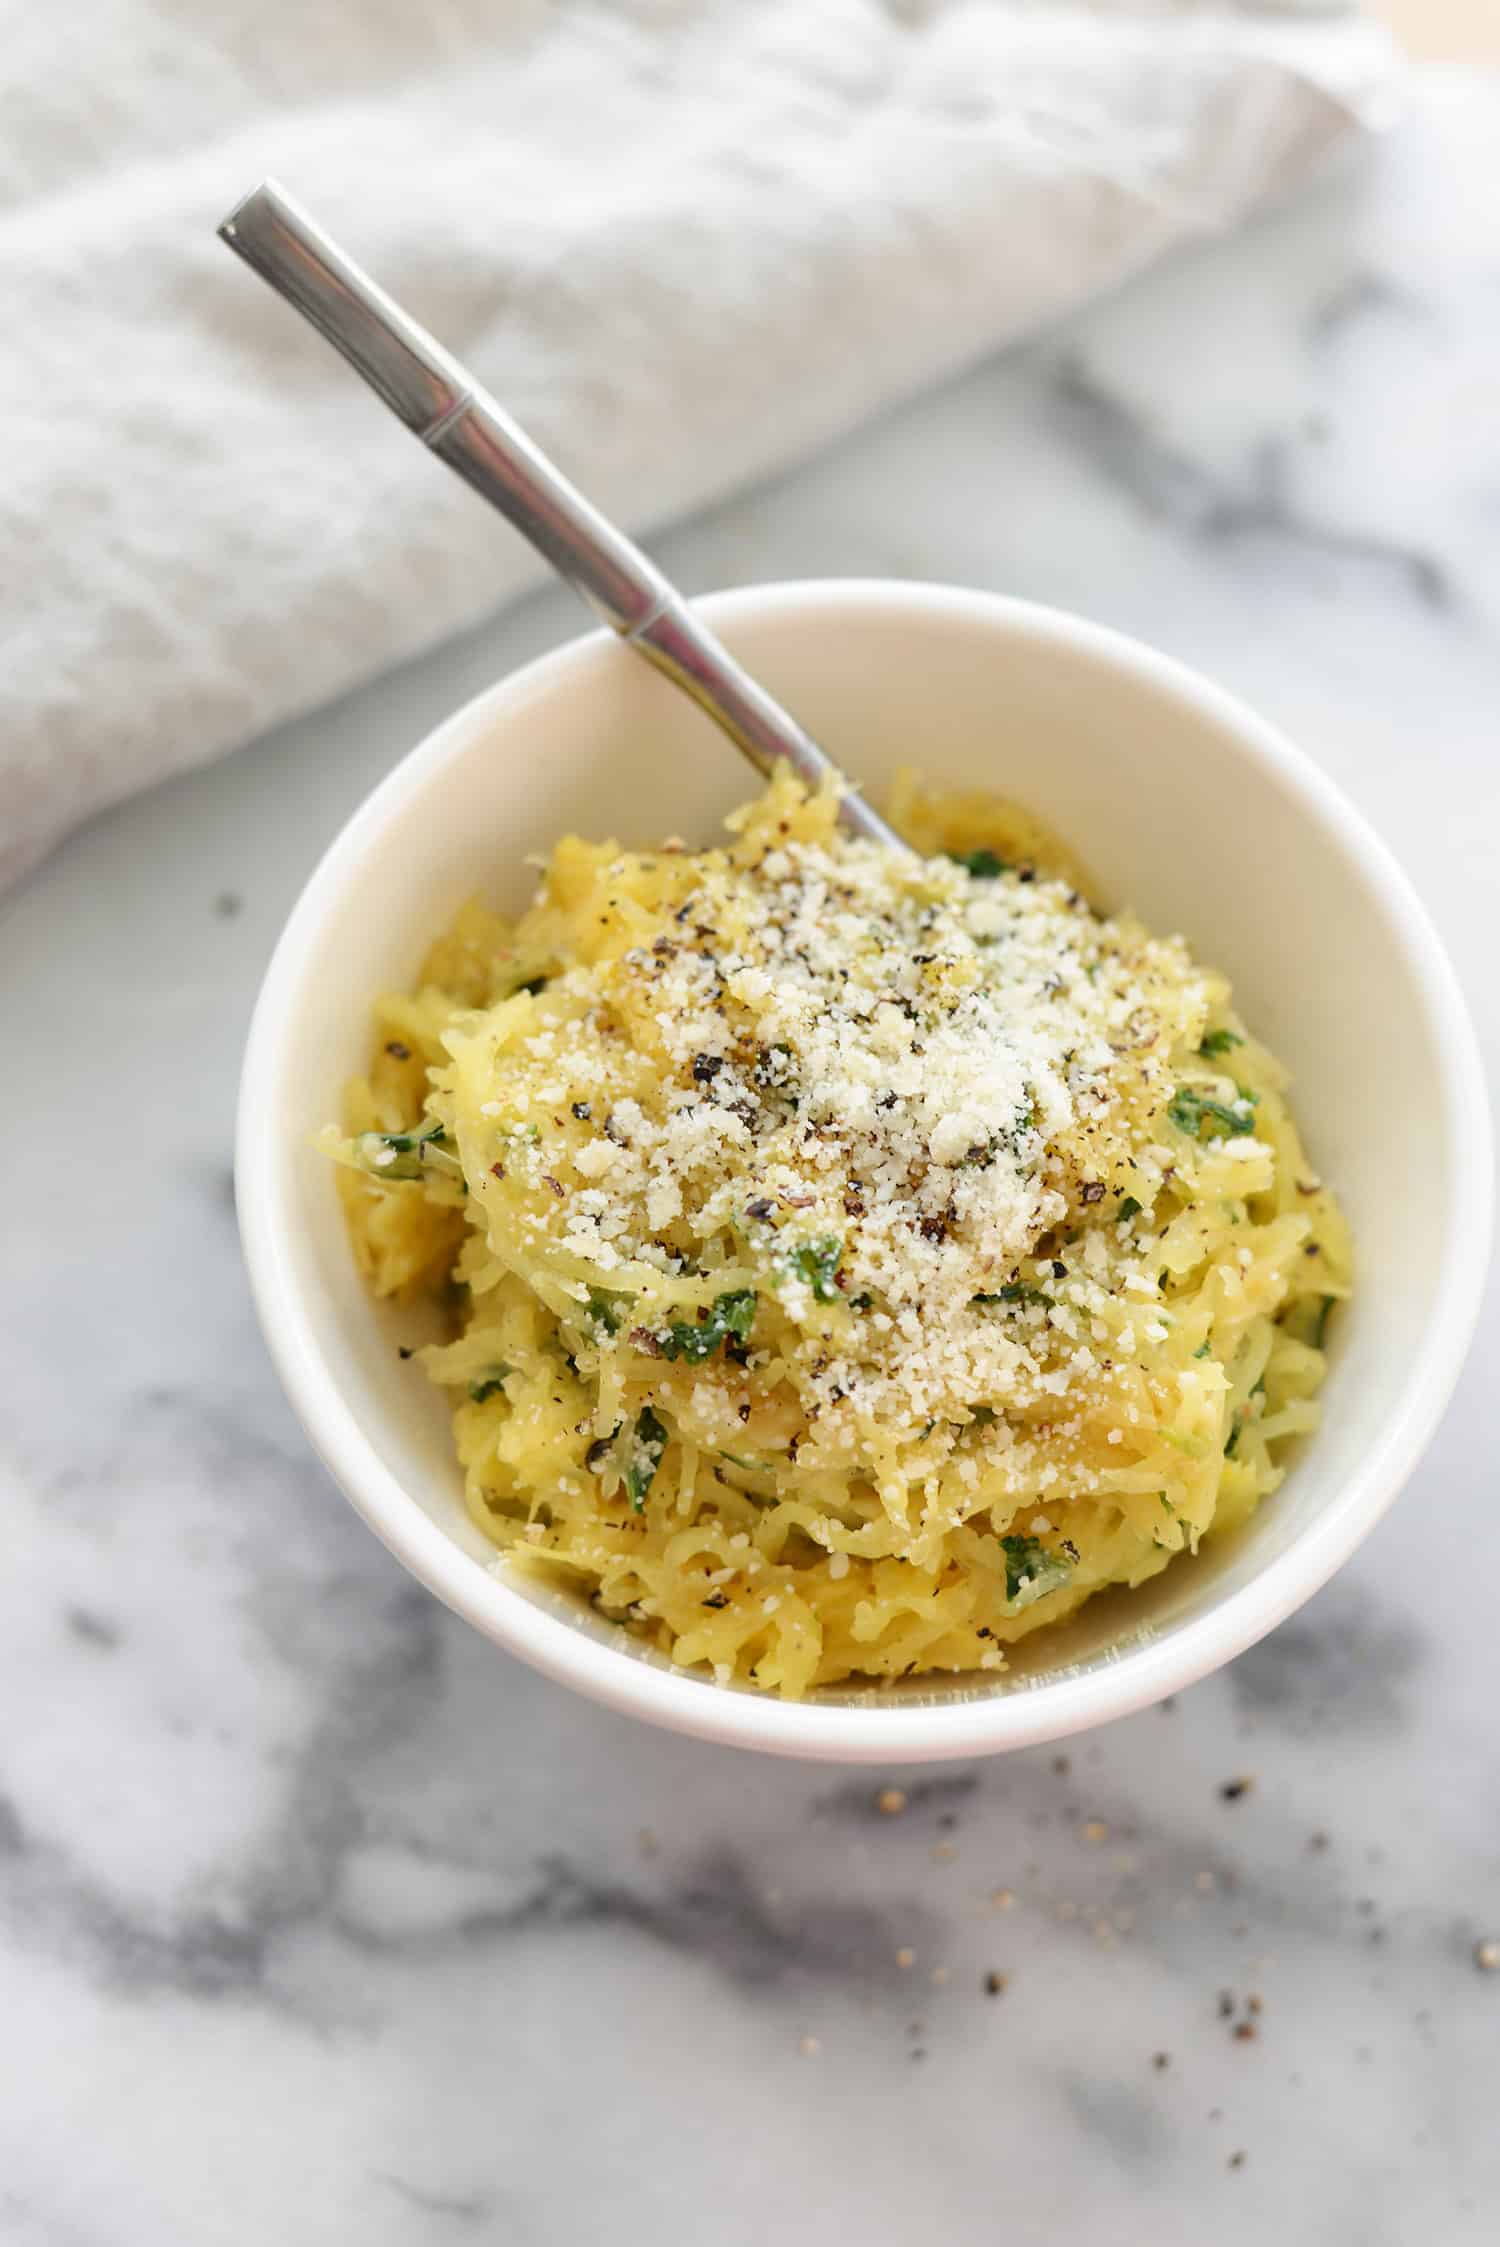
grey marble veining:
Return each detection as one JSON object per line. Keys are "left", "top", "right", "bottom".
{"left": 3, "top": 73, "right": 1498, "bottom": 2247}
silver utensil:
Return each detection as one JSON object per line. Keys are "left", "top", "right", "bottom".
{"left": 218, "top": 180, "right": 903, "bottom": 851}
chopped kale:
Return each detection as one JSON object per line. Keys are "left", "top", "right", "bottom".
{"left": 625, "top": 1407, "right": 667, "bottom": 1510}
{"left": 658, "top": 1290, "right": 758, "bottom": 1363}
{"left": 466, "top": 1370, "right": 510, "bottom": 1404}
{"left": 948, "top": 847, "right": 1008, "bottom": 879}
{"left": 1225, "top": 1392, "right": 1262, "bottom": 1456}
{"left": 784, "top": 1236, "right": 843, "bottom": 1301}
{"left": 1168, "top": 1086, "right": 1257, "bottom": 1140}
{"left": 1198, "top": 1028, "right": 1244, "bottom": 1058}
{"left": 356, "top": 1117, "right": 456, "bottom": 1179}
{"left": 383, "top": 1120, "right": 446, "bottom": 1153}
{"left": 1000, "top": 1281, "right": 1050, "bottom": 1307}
{"left": 999, "top": 1534, "right": 1073, "bottom": 1606}
{"left": 585, "top": 1288, "right": 629, "bottom": 1336}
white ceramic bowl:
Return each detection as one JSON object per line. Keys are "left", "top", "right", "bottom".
{"left": 238, "top": 582, "right": 1490, "bottom": 1762}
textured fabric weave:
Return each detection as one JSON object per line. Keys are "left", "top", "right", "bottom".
{"left": 0, "top": 0, "right": 1394, "bottom": 885}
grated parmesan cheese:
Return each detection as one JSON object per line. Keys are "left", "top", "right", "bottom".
{"left": 325, "top": 767, "right": 1351, "bottom": 1699}
{"left": 456, "top": 804, "right": 1213, "bottom": 1440}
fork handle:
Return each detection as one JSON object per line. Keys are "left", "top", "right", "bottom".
{"left": 218, "top": 180, "right": 904, "bottom": 849}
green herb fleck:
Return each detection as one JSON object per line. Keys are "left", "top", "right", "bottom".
{"left": 1198, "top": 1028, "right": 1244, "bottom": 1058}
{"left": 466, "top": 1370, "right": 510, "bottom": 1404}
{"left": 659, "top": 1290, "right": 758, "bottom": 1363}
{"left": 625, "top": 1407, "right": 667, "bottom": 1510}
{"left": 1168, "top": 1087, "right": 1257, "bottom": 1140}
{"left": 1118, "top": 1196, "right": 1143, "bottom": 1222}
{"left": 356, "top": 1118, "right": 457, "bottom": 1179}
{"left": 999, "top": 1535, "right": 1073, "bottom": 1606}
{"left": 948, "top": 847, "right": 1008, "bottom": 879}
{"left": 387, "top": 1120, "right": 447, "bottom": 1152}
{"left": 972, "top": 1282, "right": 1050, "bottom": 1312}
{"left": 1194, "top": 1342, "right": 1213, "bottom": 1360}
{"left": 585, "top": 1288, "right": 629, "bottom": 1336}
{"left": 784, "top": 1236, "right": 843, "bottom": 1301}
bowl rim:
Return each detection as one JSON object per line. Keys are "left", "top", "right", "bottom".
{"left": 237, "top": 578, "right": 1492, "bottom": 1763}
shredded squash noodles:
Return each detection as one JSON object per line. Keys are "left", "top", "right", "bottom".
{"left": 323, "top": 771, "right": 1350, "bottom": 1697}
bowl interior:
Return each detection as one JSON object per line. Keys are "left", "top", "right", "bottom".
{"left": 246, "top": 585, "right": 1481, "bottom": 1750}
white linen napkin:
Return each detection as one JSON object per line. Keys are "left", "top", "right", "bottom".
{"left": 0, "top": 0, "right": 1395, "bottom": 889}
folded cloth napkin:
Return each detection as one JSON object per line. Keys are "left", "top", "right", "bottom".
{"left": 0, "top": 0, "right": 1395, "bottom": 889}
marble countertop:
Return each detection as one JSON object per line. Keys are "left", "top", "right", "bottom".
{"left": 4, "top": 72, "right": 1498, "bottom": 2247}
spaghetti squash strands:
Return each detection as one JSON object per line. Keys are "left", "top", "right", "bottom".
{"left": 322, "top": 771, "right": 1350, "bottom": 1697}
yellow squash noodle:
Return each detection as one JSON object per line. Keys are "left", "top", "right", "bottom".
{"left": 324, "top": 770, "right": 1351, "bottom": 1697}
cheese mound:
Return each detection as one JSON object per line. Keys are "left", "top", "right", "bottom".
{"left": 324, "top": 770, "right": 1350, "bottom": 1697}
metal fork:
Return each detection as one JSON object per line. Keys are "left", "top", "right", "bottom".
{"left": 217, "top": 180, "right": 903, "bottom": 851}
